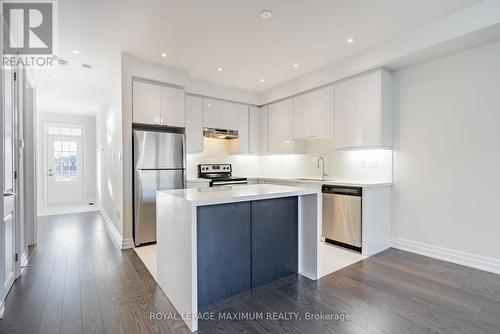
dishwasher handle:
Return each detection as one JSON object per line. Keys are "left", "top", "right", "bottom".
{"left": 322, "top": 185, "right": 362, "bottom": 196}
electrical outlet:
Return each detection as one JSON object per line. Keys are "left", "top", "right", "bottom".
{"left": 368, "top": 160, "right": 379, "bottom": 169}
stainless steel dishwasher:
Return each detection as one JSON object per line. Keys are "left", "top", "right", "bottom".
{"left": 322, "top": 185, "right": 362, "bottom": 252}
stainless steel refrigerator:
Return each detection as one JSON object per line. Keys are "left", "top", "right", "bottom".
{"left": 133, "top": 128, "right": 185, "bottom": 246}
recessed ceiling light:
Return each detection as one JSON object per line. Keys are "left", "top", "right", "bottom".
{"left": 260, "top": 79, "right": 265, "bottom": 83}
{"left": 217, "top": 67, "right": 223, "bottom": 72}
{"left": 69, "top": 49, "right": 81, "bottom": 55}
{"left": 260, "top": 10, "right": 272, "bottom": 19}
{"left": 293, "top": 63, "right": 299, "bottom": 68}
{"left": 56, "top": 88, "right": 61, "bottom": 93}
{"left": 161, "top": 53, "right": 167, "bottom": 58}
{"left": 346, "top": 37, "right": 355, "bottom": 44}
{"left": 52, "top": 74, "right": 60, "bottom": 79}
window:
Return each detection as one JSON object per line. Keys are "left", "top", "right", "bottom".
{"left": 53, "top": 140, "right": 78, "bottom": 181}
{"left": 48, "top": 126, "right": 82, "bottom": 136}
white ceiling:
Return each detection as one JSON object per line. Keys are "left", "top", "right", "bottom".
{"left": 33, "top": 0, "right": 481, "bottom": 114}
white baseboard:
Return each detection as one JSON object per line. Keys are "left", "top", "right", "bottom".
{"left": 122, "top": 238, "right": 135, "bottom": 249}
{"left": 392, "top": 238, "right": 500, "bottom": 275}
{"left": 99, "top": 208, "right": 134, "bottom": 249}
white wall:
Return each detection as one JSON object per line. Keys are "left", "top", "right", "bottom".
{"left": 97, "top": 63, "right": 123, "bottom": 240}
{"left": 187, "top": 138, "right": 392, "bottom": 182}
{"left": 392, "top": 39, "right": 500, "bottom": 264}
{"left": 36, "top": 112, "right": 96, "bottom": 206}
{"left": 258, "top": 0, "right": 500, "bottom": 104}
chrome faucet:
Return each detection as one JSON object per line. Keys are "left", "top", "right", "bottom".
{"left": 317, "top": 157, "right": 327, "bottom": 179}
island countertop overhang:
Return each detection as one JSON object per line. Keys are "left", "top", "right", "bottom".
{"left": 157, "top": 184, "right": 320, "bottom": 206}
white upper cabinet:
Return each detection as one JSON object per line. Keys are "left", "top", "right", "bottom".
{"left": 259, "top": 106, "right": 269, "bottom": 154}
{"left": 334, "top": 79, "right": 357, "bottom": 149}
{"left": 236, "top": 104, "right": 249, "bottom": 153}
{"left": 186, "top": 95, "right": 203, "bottom": 153}
{"left": 269, "top": 99, "right": 303, "bottom": 154}
{"left": 202, "top": 98, "right": 222, "bottom": 129}
{"left": 293, "top": 85, "right": 334, "bottom": 139}
{"left": 202, "top": 98, "right": 238, "bottom": 130}
{"left": 249, "top": 106, "right": 260, "bottom": 154}
{"left": 334, "top": 70, "right": 392, "bottom": 149}
{"left": 132, "top": 80, "right": 162, "bottom": 124}
{"left": 293, "top": 93, "right": 312, "bottom": 139}
{"left": 161, "top": 85, "right": 185, "bottom": 127}
{"left": 355, "top": 72, "right": 382, "bottom": 146}
{"left": 220, "top": 101, "right": 239, "bottom": 130}
{"left": 132, "top": 80, "right": 185, "bottom": 127}
{"left": 311, "top": 86, "right": 334, "bottom": 137}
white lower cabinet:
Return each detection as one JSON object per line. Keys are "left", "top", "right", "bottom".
{"left": 186, "top": 95, "right": 203, "bottom": 153}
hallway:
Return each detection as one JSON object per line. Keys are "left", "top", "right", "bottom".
{"left": 0, "top": 212, "right": 189, "bottom": 334}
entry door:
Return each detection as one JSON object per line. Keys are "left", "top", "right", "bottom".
{"left": 46, "top": 129, "right": 84, "bottom": 205}
{"left": 3, "top": 68, "right": 16, "bottom": 295}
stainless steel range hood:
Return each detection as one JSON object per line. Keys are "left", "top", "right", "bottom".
{"left": 203, "top": 128, "right": 239, "bottom": 139}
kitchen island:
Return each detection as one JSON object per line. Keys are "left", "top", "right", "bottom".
{"left": 156, "top": 184, "right": 320, "bottom": 331}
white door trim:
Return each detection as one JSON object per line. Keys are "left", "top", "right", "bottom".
{"left": 42, "top": 122, "right": 86, "bottom": 207}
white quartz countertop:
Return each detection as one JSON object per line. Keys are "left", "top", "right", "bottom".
{"left": 246, "top": 176, "right": 392, "bottom": 187}
{"left": 186, "top": 176, "right": 392, "bottom": 187}
{"left": 158, "top": 184, "right": 319, "bottom": 206}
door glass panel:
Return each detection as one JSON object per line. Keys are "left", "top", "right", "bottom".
{"left": 60, "top": 127, "right": 70, "bottom": 135}
{"left": 48, "top": 126, "right": 82, "bottom": 136}
{"left": 48, "top": 126, "right": 60, "bottom": 135}
{"left": 53, "top": 140, "right": 78, "bottom": 181}
{"left": 71, "top": 128, "right": 82, "bottom": 136}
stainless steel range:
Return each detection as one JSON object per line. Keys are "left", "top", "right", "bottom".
{"left": 198, "top": 164, "right": 247, "bottom": 187}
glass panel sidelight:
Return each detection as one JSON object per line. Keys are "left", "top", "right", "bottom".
{"left": 53, "top": 140, "right": 78, "bottom": 181}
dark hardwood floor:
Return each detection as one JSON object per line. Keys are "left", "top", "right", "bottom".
{"left": 1, "top": 211, "right": 500, "bottom": 334}
{"left": 0, "top": 212, "right": 190, "bottom": 334}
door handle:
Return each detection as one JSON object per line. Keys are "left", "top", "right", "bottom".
{"left": 3, "top": 191, "right": 16, "bottom": 197}
{"left": 48, "top": 173, "right": 54, "bottom": 176}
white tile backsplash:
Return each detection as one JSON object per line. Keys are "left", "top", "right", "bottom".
{"left": 187, "top": 137, "right": 392, "bottom": 181}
